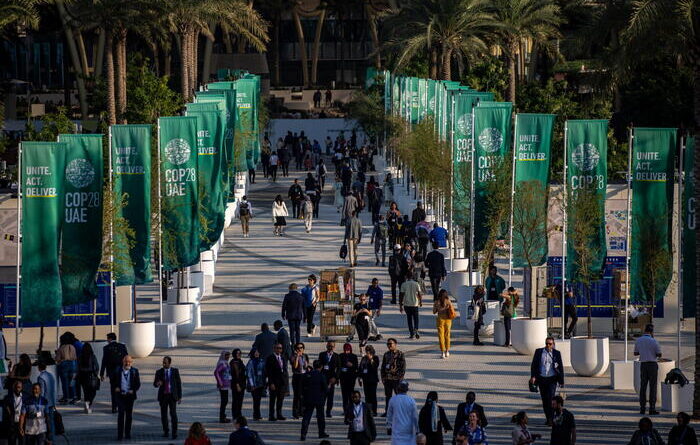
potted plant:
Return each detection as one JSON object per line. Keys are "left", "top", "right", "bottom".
{"left": 510, "top": 180, "right": 552, "bottom": 355}
{"left": 568, "top": 188, "right": 609, "bottom": 377}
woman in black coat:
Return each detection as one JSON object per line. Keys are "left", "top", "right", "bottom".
{"left": 418, "top": 391, "right": 452, "bottom": 445}
{"left": 77, "top": 343, "right": 99, "bottom": 413}
{"left": 358, "top": 345, "right": 380, "bottom": 416}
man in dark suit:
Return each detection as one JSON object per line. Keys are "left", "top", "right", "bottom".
{"left": 282, "top": 283, "right": 306, "bottom": 346}
{"left": 425, "top": 242, "right": 446, "bottom": 299}
{"left": 453, "top": 391, "right": 488, "bottom": 441}
{"left": 265, "top": 343, "right": 289, "bottom": 421}
{"left": 253, "top": 323, "right": 277, "bottom": 360}
{"left": 318, "top": 340, "right": 341, "bottom": 417}
{"left": 530, "top": 336, "right": 565, "bottom": 425}
{"left": 2, "top": 380, "right": 24, "bottom": 445}
{"left": 114, "top": 355, "right": 141, "bottom": 440}
{"left": 300, "top": 360, "right": 329, "bottom": 441}
{"left": 274, "top": 319, "right": 292, "bottom": 360}
{"left": 153, "top": 356, "right": 182, "bottom": 439}
{"left": 100, "top": 332, "right": 128, "bottom": 413}
{"left": 228, "top": 416, "right": 264, "bottom": 445}
{"left": 345, "top": 390, "right": 377, "bottom": 445}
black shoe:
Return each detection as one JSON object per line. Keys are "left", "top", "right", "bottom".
{"left": 171, "top": 434, "right": 177, "bottom": 440}
{"left": 415, "top": 332, "right": 420, "bottom": 339}
{"left": 380, "top": 412, "right": 387, "bottom": 417}
{"left": 125, "top": 435, "right": 131, "bottom": 440}
{"left": 300, "top": 436, "right": 306, "bottom": 441}
{"left": 277, "top": 416, "right": 286, "bottom": 421}
{"left": 220, "top": 418, "right": 231, "bottom": 423}
{"left": 376, "top": 260, "right": 380, "bottom": 266}
{"left": 409, "top": 334, "right": 415, "bottom": 339}
{"left": 319, "top": 433, "right": 330, "bottom": 439}
{"left": 162, "top": 432, "right": 169, "bottom": 438}
{"left": 640, "top": 407, "right": 646, "bottom": 414}
{"left": 391, "top": 300, "right": 397, "bottom": 304}
{"left": 254, "top": 416, "right": 262, "bottom": 421}
{"left": 326, "top": 412, "right": 332, "bottom": 418}
{"left": 268, "top": 417, "right": 277, "bottom": 421}
{"left": 382, "top": 262, "right": 386, "bottom": 267}
{"left": 649, "top": 410, "right": 660, "bottom": 415}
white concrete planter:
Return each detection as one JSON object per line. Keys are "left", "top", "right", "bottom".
{"left": 450, "top": 258, "right": 470, "bottom": 272}
{"left": 511, "top": 318, "right": 548, "bottom": 356}
{"left": 661, "top": 381, "right": 694, "bottom": 412}
{"left": 154, "top": 323, "right": 177, "bottom": 348}
{"left": 570, "top": 337, "right": 610, "bottom": 377}
{"left": 167, "top": 287, "right": 201, "bottom": 304}
{"left": 162, "top": 303, "right": 195, "bottom": 337}
{"left": 87, "top": 340, "right": 108, "bottom": 366}
{"left": 212, "top": 243, "right": 220, "bottom": 260}
{"left": 493, "top": 320, "right": 505, "bottom": 345}
{"left": 119, "top": 321, "right": 155, "bottom": 358}
{"left": 201, "top": 259, "right": 215, "bottom": 294}
{"left": 634, "top": 358, "right": 675, "bottom": 396}
{"left": 193, "top": 303, "right": 202, "bottom": 329}
{"left": 610, "top": 360, "right": 635, "bottom": 390}
{"left": 200, "top": 250, "right": 215, "bottom": 262}
{"left": 188, "top": 272, "right": 207, "bottom": 297}
{"left": 189, "top": 262, "right": 202, "bottom": 273}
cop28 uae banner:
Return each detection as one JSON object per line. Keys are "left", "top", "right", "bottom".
{"left": 57, "top": 134, "right": 103, "bottom": 305}
{"left": 110, "top": 124, "right": 152, "bottom": 286}
{"left": 512, "top": 114, "right": 555, "bottom": 267}
{"left": 159, "top": 116, "right": 200, "bottom": 270}
{"left": 565, "top": 120, "right": 608, "bottom": 279}
{"left": 683, "top": 136, "right": 696, "bottom": 317}
{"left": 472, "top": 103, "right": 513, "bottom": 251}
{"left": 195, "top": 90, "right": 238, "bottom": 176}
{"left": 451, "top": 93, "right": 479, "bottom": 226}
{"left": 186, "top": 109, "right": 226, "bottom": 250}
{"left": 630, "top": 128, "right": 676, "bottom": 304}
{"left": 21, "top": 141, "right": 66, "bottom": 323}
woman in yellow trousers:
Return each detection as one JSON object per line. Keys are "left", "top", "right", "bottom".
{"left": 433, "top": 289, "right": 455, "bottom": 359}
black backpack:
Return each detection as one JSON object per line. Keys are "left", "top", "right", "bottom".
{"left": 239, "top": 201, "right": 250, "bottom": 216}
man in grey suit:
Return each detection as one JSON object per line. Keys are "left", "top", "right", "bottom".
{"left": 252, "top": 323, "right": 277, "bottom": 360}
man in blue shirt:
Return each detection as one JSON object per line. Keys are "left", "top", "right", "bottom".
{"left": 429, "top": 223, "right": 448, "bottom": 248}
{"left": 37, "top": 361, "right": 56, "bottom": 442}
{"left": 20, "top": 383, "right": 51, "bottom": 443}
{"left": 366, "top": 278, "right": 384, "bottom": 317}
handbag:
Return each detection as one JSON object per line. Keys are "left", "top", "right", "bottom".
{"left": 53, "top": 408, "right": 65, "bottom": 435}
{"left": 339, "top": 243, "right": 348, "bottom": 259}
{"left": 446, "top": 303, "right": 457, "bottom": 320}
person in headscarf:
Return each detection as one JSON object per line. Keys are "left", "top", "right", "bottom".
{"left": 338, "top": 343, "right": 359, "bottom": 415}
{"left": 418, "top": 391, "right": 452, "bottom": 445}
{"left": 246, "top": 348, "right": 266, "bottom": 421}
{"left": 214, "top": 351, "right": 231, "bottom": 423}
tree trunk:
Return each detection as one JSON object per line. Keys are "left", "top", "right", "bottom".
{"left": 430, "top": 46, "right": 438, "bottom": 79}
{"left": 441, "top": 48, "right": 452, "bottom": 80}
{"left": 311, "top": 8, "right": 326, "bottom": 86}
{"left": 180, "top": 29, "right": 190, "bottom": 101}
{"left": 115, "top": 27, "right": 127, "bottom": 123}
{"left": 292, "top": 8, "right": 310, "bottom": 87}
{"left": 366, "top": 5, "right": 381, "bottom": 69}
{"left": 105, "top": 31, "right": 116, "bottom": 126}
{"left": 56, "top": 0, "right": 89, "bottom": 118}
{"left": 164, "top": 48, "right": 172, "bottom": 78}
{"left": 586, "top": 284, "right": 592, "bottom": 338}
{"left": 201, "top": 22, "right": 215, "bottom": 84}
{"left": 94, "top": 28, "right": 105, "bottom": 80}
{"left": 75, "top": 29, "right": 90, "bottom": 77}
{"left": 507, "top": 42, "right": 517, "bottom": 105}
{"left": 273, "top": 14, "right": 281, "bottom": 86}
{"left": 150, "top": 42, "right": 160, "bottom": 77}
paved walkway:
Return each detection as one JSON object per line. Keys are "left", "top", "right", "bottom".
{"left": 15, "top": 160, "right": 697, "bottom": 444}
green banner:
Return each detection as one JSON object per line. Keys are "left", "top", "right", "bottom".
{"left": 232, "top": 78, "right": 257, "bottom": 170}
{"left": 195, "top": 90, "right": 238, "bottom": 175}
{"left": 21, "top": 141, "right": 66, "bottom": 323}
{"left": 110, "top": 124, "right": 152, "bottom": 286}
{"left": 57, "top": 134, "right": 103, "bottom": 305}
{"left": 683, "top": 136, "right": 696, "bottom": 317}
{"left": 630, "top": 128, "right": 676, "bottom": 304}
{"left": 159, "top": 116, "right": 200, "bottom": 270}
{"left": 365, "top": 67, "right": 378, "bottom": 89}
{"left": 451, "top": 93, "right": 480, "bottom": 226}
{"left": 186, "top": 109, "right": 226, "bottom": 251}
{"left": 384, "top": 71, "right": 391, "bottom": 113}
{"left": 392, "top": 76, "right": 401, "bottom": 116}
{"left": 512, "top": 114, "right": 555, "bottom": 268}
{"left": 565, "top": 120, "right": 608, "bottom": 279}
{"left": 472, "top": 103, "right": 513, "bottom": 251}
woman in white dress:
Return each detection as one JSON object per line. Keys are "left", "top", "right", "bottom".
{"left": 271, "top": 195, "right": 288, "bottom": 236}
{"left": 333, "top": 173, "right": 344, "bottom": 212}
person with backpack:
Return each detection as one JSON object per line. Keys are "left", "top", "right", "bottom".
{"left": 386, "top": 203, "right": 401, "bottom": 247}
{"left": 236, "top": 196, "right": 253, "bottom": 238}
{"left": 388, "top": 245, "right": 408, "bottom": 305}
{"left": 372, "top": 215, "right": 389, "bottom": 267}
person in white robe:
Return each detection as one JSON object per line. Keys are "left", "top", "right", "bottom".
{"left": 386, "top": 380, "right": 418, "bottom": 445}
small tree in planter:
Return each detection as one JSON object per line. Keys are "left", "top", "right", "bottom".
{"left": 636, "top": 217, "right": 673, "bottom": 320}
{"left": 511, "top": 180, "right": 553, "bottom": 318}
{"left": 481, "top": 157, "right": 513, "bottom": 275}
{"left": 568, "top": 187, "right": 604, "bottom": 338}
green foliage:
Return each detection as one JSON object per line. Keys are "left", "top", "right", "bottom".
{"left": 512, "top": 180, "right": 549, "bottom": 267}
{"left": 481, "top": 157, "right": 513, "bottom": 272}
{"left": 462, "top": 56, "right": 508, "bottom": 101}
{"left": 637, "top": 216, "right": 673, "bottom": 308}
{"left": 103, "top": 188, "right": 137, "bottom": 281}
{"left": 346, "top": 89, "right": 403, "bottom": 141}
{"left": 125, "top": 57, "right": 183, "bottom": 125}
{"left": 25, "top": 107, "right": 76, "bottom": 141}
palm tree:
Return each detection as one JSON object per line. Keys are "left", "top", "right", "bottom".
{"left": 166, "top": 0, "right": 269, "bottom": 101}
{"left": 487, "top": 0, "right": 561, "bottom": 105}
{"left": 0, "top": 0, "right": 44, "bottom": 32}
{"left": 383, "top": 0, "right": 495, "bottom": 80}
{"left": 623, "top": 0, "right": 700, "bottom": 416}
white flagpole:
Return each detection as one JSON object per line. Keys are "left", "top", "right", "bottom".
{"left": 625, "top": 127, "right": 633, "bottom": 361}
{"left": 108, "top": 126, "right": 115, "bottom": 332}
{"left": 561, "top": 123, "right": 568, "bottom": 333}
{"left": 508, "top": 115, "right": 518, "bottom": 287}
{"left": 469, "top": 108, "right": 476, "bottom": 285}
{"left": 677, "top": 134, "right": 685, "bottom": 365}
{"left": 15, "top": 142, "right": 22, "bottom": 363}
{"left": 157, "top": 121, "right": 164, "bottom": 324}
{"left": 450, "top": 94, "right": 455, "bottom": 260}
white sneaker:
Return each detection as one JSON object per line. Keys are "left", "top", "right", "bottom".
{"left": 313, "top": 326, "right": 317, "bottom": 336}
{"left": 446, "top": 351, "right": 450, "bottom": 357}
{"left": 441, "top": 352, "right": 446, "bottom": 359}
